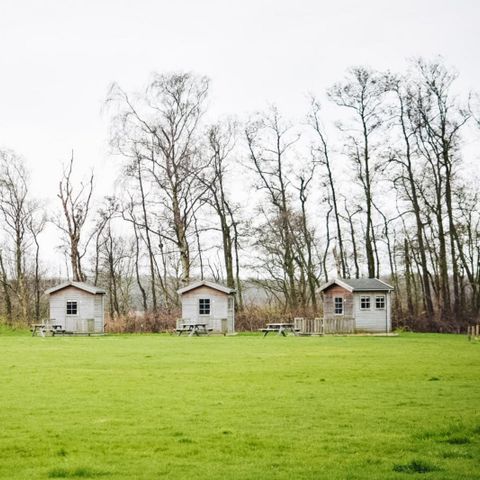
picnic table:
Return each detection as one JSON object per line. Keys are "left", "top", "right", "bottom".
{"left": 260, "top": 323, "right": 300, "bottom": 337}
{"left": 31, "top": 323, "right": 65, "bottom": 337}
{"left": 176, "top": 323, "right": 212, "bottom": 336}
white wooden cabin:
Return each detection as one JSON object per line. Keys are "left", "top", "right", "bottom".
{"left": 45, "top": 281, "right": 106, "bottom": 334}
{"left": 318, "top": 278, "right": 394, "bottom": 333}
{"left": 177, "top": 280, "right": 235, "bottom": 334}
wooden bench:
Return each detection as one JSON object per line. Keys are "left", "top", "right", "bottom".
{"left": 260, "top": 323, "right": 299, "bottom": 337}
{"left": 176, "top": 323, "right": 211, "bottom": 336}
{"left": 52, "top": 329, "right": 67, "bottom": 336}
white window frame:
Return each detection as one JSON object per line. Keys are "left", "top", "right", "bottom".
{"left": 334, "top": 297, "right": 344, "bottom": 315}
{"left": 360, "top": 296, "right": 371, "bottom": 310}
{"left": 66, "top": 300, "right": 78, "bottom": 316}
{"left": 375, "top": 295, "right": 385, "bottom": 310}
{"left": 198, "top": 298, "right": 211, "bottom": 316}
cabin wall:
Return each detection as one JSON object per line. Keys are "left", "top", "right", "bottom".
{"left": 321, "top": 285, "right": 392, "bottom": 333}
{"left": 49, "top": 286, "right": 104, "bottom": 333}
{"left": 322, "top": 285, "right": 354, "bottom": 320}
{"left": 181, "top": 286, "right": 234, "bottom": 332}
{"left": 353, "top": 291, "right": 391, "bottom": 333}
{"left": 94, "top": 294, "right": 105, "bottom": 333}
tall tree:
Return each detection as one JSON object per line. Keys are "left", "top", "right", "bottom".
{"left": 411, "top": 59, "right": 470, "bottom": 319}
{"left": 387, "top": 74, "right": 434, "bottom": 317}
{"left": 56, "top": 153, "right": 94, "bottom": 282}
{"left": 108, "top": 72, "right": 210, "bottom": 287}
{"left": 202, "top": 121, "right": 244, "bottom": 308}
{"left": 308, "top": 98, "right": 347, "bottom": 278}
{"left": 246, "top": 107, "right": 301, "bottom": 310}
{"left": 0, "top": 151, "right": 36, "bottom": 323}
{"left": 328, "top": 67, "right": 387, "bottom": 278}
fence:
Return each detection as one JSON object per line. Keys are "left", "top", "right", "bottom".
{"left": 74, "top": 318, "right": 95, "bottom": 333}
{"left": 294, "top": 316, "right": 355, "bottom": 335}
{"left": 294, "top": 317, "right": 323, "bottom": 335}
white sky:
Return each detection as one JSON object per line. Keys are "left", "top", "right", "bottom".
{"left": 0, "top": 0, "right": 479, "bottom": 273}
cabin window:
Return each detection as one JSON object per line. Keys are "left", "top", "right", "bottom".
{"left": 66, "top": 301, "right": 78, "bottom": 315}
{"left": 198, "top": 298, "right": 211, "bottom": 315}
{"left": 375, "top": 296, "right": 385, "bottom": 309}
{"left": 360, "top": 296, "right": 371, "bottom": 310}
{"left": 334, "top": 297, "right": 344, "bottom": 315}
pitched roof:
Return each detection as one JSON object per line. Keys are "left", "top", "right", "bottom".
{"left": 319, "top": 277, "right": 394, "bottom": 292}
{"left": 45, "top": 281, "right": 107, "bottom": 295}
{"left": 177, "top": 280, "right": 235, "bottom": 295}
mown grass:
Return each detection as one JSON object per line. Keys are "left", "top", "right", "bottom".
{"left": 0, "top": 332, "right": 479, "bottom": 479}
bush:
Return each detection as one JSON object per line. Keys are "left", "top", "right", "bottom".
{"left": 105, "top": 308, "right": 180, "bottom": 333}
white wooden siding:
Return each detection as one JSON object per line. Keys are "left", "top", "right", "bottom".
{"left": 94, "top": 295, "right": 104, "bottom": 332}
{"left": 353, "top": 291, "right": 391, "bottom": 332}
{"left": 181, "top": 285, "right": 234, "bottom": 332}
{"left": 49, "top": 286, "right": 104, "bottom": 333}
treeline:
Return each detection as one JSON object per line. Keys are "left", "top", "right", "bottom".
{"left": 0, "top": 57, "right": 479, "bottom": 331}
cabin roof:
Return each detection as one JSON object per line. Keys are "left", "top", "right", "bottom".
{"left": 45, "top": 281, "right": 107, "bottom": 295}
{"left": 319, "top": 277, "right": 394, "bottom": 293}
{"left": 177, "top": 280, "right": 236, "bottom": 295}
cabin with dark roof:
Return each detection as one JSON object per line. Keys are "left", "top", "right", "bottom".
{"left": 177, "top": 280, "right": 236, "bottom": 334}
{"left": 318, "top": 278, "right": 394, "bottom": 333}
{"left": 45, "top": 281, "right": 106, "bottom": 334}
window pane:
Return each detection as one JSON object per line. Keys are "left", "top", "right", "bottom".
{"left": 66, "top": 301, "right": 77, "bottom": 315}
{"left": 199, "top": 298, "right": 210, "bottom": 315}
{"left": 376, "top": 296, "right": 385, "bottom": 309}
{"left": 360, "top": 296, "right": 370, "bottom": 309}
{"left": 334, "top": 297, "right": 343, "bottom": 314}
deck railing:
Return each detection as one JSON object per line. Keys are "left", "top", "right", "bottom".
{"left": 293, "top": 317, "right": 323, "bottom": 334}
{"left": 294, "top": 316, "right": 355, "bottom": 335}
{"left": 75, "top": 318, "right": 95, "bottom": 333}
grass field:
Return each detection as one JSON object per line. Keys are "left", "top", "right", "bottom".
{"left": 0, "top": 331, "right": 479, "bottom": 479}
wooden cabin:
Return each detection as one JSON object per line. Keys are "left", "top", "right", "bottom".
{"left": 318, "top": 278, "right": 394, "bottom": 333}
{"left": 177, "top": 280, "right": 235, "bottom": 334}
{"left": 45, "top": 281, "right": 106, "bottom": 334}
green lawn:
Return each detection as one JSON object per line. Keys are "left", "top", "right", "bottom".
{"left": 0, "top": 333, "right": 479, "bottom": 479}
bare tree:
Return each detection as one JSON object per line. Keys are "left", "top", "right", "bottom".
{"left": 56, "top": 153, "right": 94, "bottom": 282}
{"left": 108, "top": 72, "right": 210, "bottom": 287}
{"left": 0, "top": 151, "right": 37, "bottom": 323}
{"left": 0, "top": 247, "right": 12, "bottom": 324}
{"left": 328, "top": 67, "right": 387, "bottom": 278}
{"left": 246, "top": 107, "right": 302, "bottom": 310}
{"left": 387, "top": 73, "right": 435, "bottom": 317}
{"left": 200, "top": 121, "right": 245, "bottom": 308}
{"left": 308, "top": 98, "right": 347, "bottom": 278}
{"left": 27, "top": 212, "right": 46, "bottom": 322}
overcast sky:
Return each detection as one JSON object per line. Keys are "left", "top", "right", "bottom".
{"left": 0, "top": 0, "right": 479, "bottom": 205}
